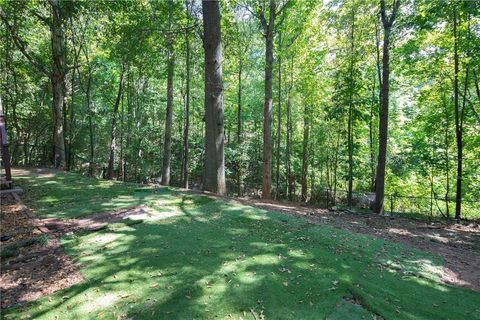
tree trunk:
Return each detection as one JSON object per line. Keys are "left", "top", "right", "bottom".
{"left": 124, "top": 70, "right": 133, "bottom": 181}
{"left": 369, "top": 72, "right": 376, "bottom": 192}
{"left": 107, "top": 63, "right": 126, "bottom": 180}
{"left": 442, "top": 92, "right": 450, "bottom": 218}
{"left": 333, "top": 126, "right": 341, "bottom": 203}
{"left": 347, "top": 8, "right": 355, "bottom": 207}
{"left": 86, "top": 71, "right": 94, "bottom": 177}
{"left": 262, "top": 20, "right": 274, "bottom": 199}
{"left": 453, "top": 7, "right": 462, "bottom": 220}
{"left": 286, "top": 58, "right": 293, "bottom": 201}
{"left": 301, "top": 105, "right": 309, "bottom": 202}
{"left": 275, "top": 33, "right": 282, "bottom": 200}
{"left": 118, "top": 88, "right": 125, "bottom": 180}
{"left": 49, "top": 0, "right": 67, "bottom": 169}
{"left": 237, "top": 56, "right": 243, "bottom": 196}
{"left": 372, "top": 27, "right": 390, "bottom": 213}
{"left": 182, "top": 26, "right": 191, "bottom": 189}
{"left": 202, "top": 0, "right": 226, "bottom": 195}
{"left": 161, "top": 0, "right": 175, "bottom": 186}
{"left": 373, "top": 0, "right": 400, "bottom": 213}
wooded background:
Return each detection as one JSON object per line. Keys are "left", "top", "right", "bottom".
{"left": 0, "top": 0, "right": 479, "bottom": 219}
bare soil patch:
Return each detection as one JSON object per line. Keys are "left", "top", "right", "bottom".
{"left": 0, "top": 193, "right": 146, "bottom": 309}
{"left": 1, "top": 194, "right": 82, "bottom": 309}
{"left": 224, "top": 197, "right": 480, "bottom": 291}
{"left": 40, "top": 205, "right": 149, "bottom": 234}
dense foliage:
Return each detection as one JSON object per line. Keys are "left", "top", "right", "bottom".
{"left": 0, "top": 0, "right": 479, "bottom": 218}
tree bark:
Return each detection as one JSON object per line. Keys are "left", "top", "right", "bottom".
{"left": 107, "top": 63, "right": 126, "bottom": 180}
{"left": 275, "top": 33, "right": 282, "bottom": 200}
{"left": 1, "top": 4, "right": 67, "bottom": 168}
{"left": 202, "top": 0, "right": 226, "bottom": 195}
{"left": 161, "top": 0, "right": 175, "bottom": 186}
{"left": 443, "top": 92, "right": 450, "bottom": 218}
{"left": 372, "top": 0, "right": 400, "bottom": 213}
{"left": 124, "top": 70, "right": 133, "bottom": 181}
{"left": 49, "top": 0, "right": 67, "bottom": 169}
{"left": 182, "top": 23, "right": 191, "bottom": 189}
{"left": 286, "top": 58, "right": 293, "bottom": 201}
{"left": 237, "top": 56, "right": 243, "bottom": 196}
{"left": 453, "top": 7, "right": 462, "bottom": 220}
{"left": 347, "top": 8, "right": 355, "bottom": 207}
{"left": 78, "top": 41, "right": 95, "bottom": 177}
{"left": 87, "top": 71, "right": 94, "bottom": 177}
{"left": 369, "top": 72, "right": 376, "bottom": 192}
{"left": 118, "top": 87, "right": 125, "bottom": 180}
{"left": 301, "top": 105, "right": 309, "bottom": 202}
{"left": 262, "top": 8, "right": 275, "bottom": 199}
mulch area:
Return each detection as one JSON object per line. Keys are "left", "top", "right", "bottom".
{"left": 225, "top": 197, "right": 480, "bottom": 292}
{"left": 0, "top": 194, "right": 82, "bottom": 309}
{"left": 0, "top": 193, "right": 148, "bottom": 309}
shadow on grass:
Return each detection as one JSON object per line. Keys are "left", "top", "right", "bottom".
{"left": 14, "top": 169, "right": 172, "bottom": 219}
{"left": 4, "top": 193, "right": 480, "bottom": 320}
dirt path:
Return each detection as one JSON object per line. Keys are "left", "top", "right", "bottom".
{"left": 219, "top": 196, "right": 480, "bottom": 292}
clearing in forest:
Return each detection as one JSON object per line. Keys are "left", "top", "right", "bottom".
{"left": 1, "top": 169, "right": 479, "bottom": 319}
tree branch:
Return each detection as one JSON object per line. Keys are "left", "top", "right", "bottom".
{"left": 379, "top": 0, "right": 388, "bottom": 26}
{"left": 389, "top": 0, "right": 401, "bottom": 27}
{"left": 30, "top": 9, "right": 50, "bottom": 25}
{"left": 250, "top": 1, "right": 267, "bottom": 32}
{"left": 0, "top": 11, "right": 50, "bottom": 76}
{"left": 276, "top": 0, "right": 291, "bottom": 17}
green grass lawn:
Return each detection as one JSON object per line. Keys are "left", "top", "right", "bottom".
{"left": 5, "top": 169, "right": 480, "bottom": 319}
{"left": 15, "top": 170, "right": 168, "bottom": 219}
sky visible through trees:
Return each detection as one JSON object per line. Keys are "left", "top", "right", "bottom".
{"left": 0, "top": 0, "right": 479, "bottom": 219}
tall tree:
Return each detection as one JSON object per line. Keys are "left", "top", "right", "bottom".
{"left": 372, "top": 0, "right": 401, "bottom": 213}
{"left": 286, "top": 57, "right": 294, "bottom": 201}
{"left": 347, "top": 7, "right": 356, "bottom": 207}
{"left": 251, "top": 0, "right": 289, "bottom": 199}
{"left": 275, "top": 32, "right": 282, "bottom": 199}
{"left": 107, "top": 63, "right": 126, "bottom": 179}
{"left": 161, "top": 0, "right": 175, "bottom": 186}
{"left": 1, "top": 0, "right": 68, "bottom": 169}
{"left": 453, "top": 5, "right": 461, "bottom": 220}
{"left": 182, "top": 0, "right": 192, "bottom": 189}
{"left": 49, "top": 0, "right": 68, "bottom": 169}
{"left": 202, "top": 0, "right": 226, "bottom": 195}
{"left": 301, "top": 104, "right": 309, "bottom": 202}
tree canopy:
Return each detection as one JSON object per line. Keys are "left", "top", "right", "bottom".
{"left": 1, "top": 0, "right": 479, "bottom": 219}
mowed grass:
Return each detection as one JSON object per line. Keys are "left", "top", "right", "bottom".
{"left": 14, "top": 169, "right": 167, "bottom": 219}
{"left": 4, "top": 169, "right": 480, "bottom": 319}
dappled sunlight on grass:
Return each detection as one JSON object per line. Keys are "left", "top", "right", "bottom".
{"left": 4, "top": 170, "right": 480, "bottom": 319}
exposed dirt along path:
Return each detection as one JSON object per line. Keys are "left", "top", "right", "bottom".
{"left": 0, "top": 194, "right": 82, "bottom": 309}
{"left": 0, "top": 193, "right": 147, "bottom": 309}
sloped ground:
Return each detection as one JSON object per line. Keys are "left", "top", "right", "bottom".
{"left": 223, "top": 198, "right": 480, "bottom": 291}
{"left": 1, "top": 168, "right": 479, "bottom": 319}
